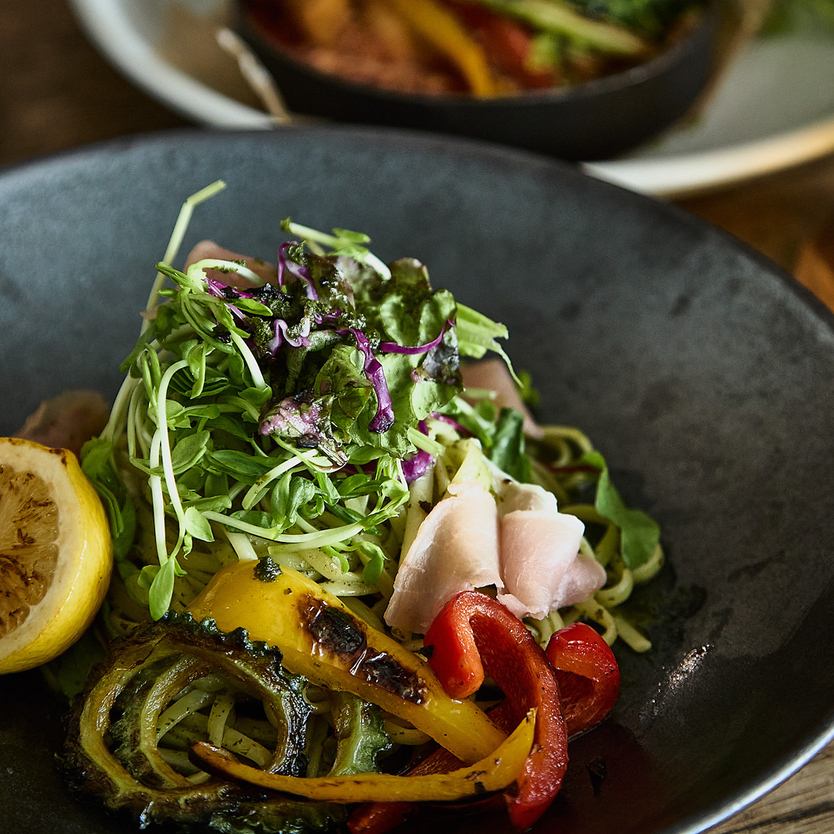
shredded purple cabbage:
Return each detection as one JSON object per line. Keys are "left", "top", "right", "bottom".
{"left": 378, "top": 320, "right": 453, "bottom": 356}
{"left": 431, "top": 412, "right": 470, "bottom": 436}
{"left": 205, "top": 277, "right": 247, "bottom": 321}
{"left": 314, "top": 309, "right": 343, "bottom": 325}
{"left": 402, "top": 449, "right": 433, "bottom": 483}
{"left": 205, "top": 276, "right": 254, "bottom": 299}
{"left": 350, "top": 328, "right": 394, "bottom": 433}
{"left": 401, "top": 420, "right": 434, "bottom": 482}
{"left": 278, "top": 242, "right": 318, "bottom": 300}
{"left": 269, "top": 318, "right": 312, "bottom": 355}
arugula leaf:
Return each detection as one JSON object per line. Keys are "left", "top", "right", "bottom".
{"left": 490, "top": 408, "right": 532, "bottom": 482}
{"left": 583, "top": 451, "right": 660, "bottom": 570}
{"left": 456, "top": 303, "right": 519, "bottom": 383}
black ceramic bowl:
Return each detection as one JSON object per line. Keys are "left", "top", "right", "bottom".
{"left": 236, "top": 4, "right": 718, "bottom": 160}
{"left": 1, "top": 128, "right": 834, "bottom": 834}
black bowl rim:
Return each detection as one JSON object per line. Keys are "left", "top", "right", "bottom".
{"left": 236, "top": 1, "right": 719, "bottom": 109}
{"left": 1, "top": 125, "right": 833, "bottom": 834}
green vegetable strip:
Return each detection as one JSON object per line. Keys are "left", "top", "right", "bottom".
{"left": 632, "top": 543, "right": 664, "bottom": 583}
{"left": 613, "top": 614, "right": 652, "bottom": 653}
{"left": 471, "top": 0, "right": 649, "bottom": 54}
{"left": 148, "top": 433, "right": 168, "bottom": 568}
{"left": 155, "top": 359, "right": 189, "bottom": 527}
{"left": 399, "top": 470, "right": 433, "bottom": 561}
{"left": 223, "top": 528, "right": 259, "bottom": 561}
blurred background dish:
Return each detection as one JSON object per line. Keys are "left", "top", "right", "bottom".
{"left": 233, "top": 0, "right": 717, "bottom": 161}
{"left": 238, "top": 0, "right": 706, "bottom": 98}
{"left": 70, "top": 0, "right": 834, "bottom": 197}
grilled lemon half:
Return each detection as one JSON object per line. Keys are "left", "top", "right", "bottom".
{"left": 0, "top": 437, "right": 111, "bottom": 674}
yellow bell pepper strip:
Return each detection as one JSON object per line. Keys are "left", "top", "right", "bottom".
{"left": 188, "top": 561, "right": 504, "bottom": 763}
{"left": 190, "top": 709, "right": 535, "bottom": 802}
{"left": 387, "top": 0, "right": 497, "bottom": 96}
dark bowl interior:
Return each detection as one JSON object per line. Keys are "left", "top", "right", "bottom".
{"left": 236, "top": 4, "right": 719, "bottom": 160}
{"left": 1, "top": 129, "right": 834, "bottom": 834}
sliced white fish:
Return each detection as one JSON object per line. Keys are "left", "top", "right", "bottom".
{"left": 496, "top": 482, "right": 604, "bottom": 620}
{"left": 384, "top": 481, "right": 501, "bottom": 634}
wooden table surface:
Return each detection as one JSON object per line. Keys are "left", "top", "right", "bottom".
{"left": 2, "top": 2, "right": 833, "bottom": 832}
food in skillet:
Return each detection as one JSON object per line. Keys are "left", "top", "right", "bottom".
{"left": 241, "top": 0, "right": 706, "bottom": 96}
{"left": 0, "top": 182, "right": 663, "bottom": 833}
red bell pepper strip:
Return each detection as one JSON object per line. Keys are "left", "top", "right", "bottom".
{"left": 423, "top": 591, "right": 569, "bottom": 830}
{"left": 348, "top": 745, "right": 461, "bottom": 834}
{"left": 350, "top": 703, "right": 519, "bottom": 834}
{"left": 444, "top": 0, "right": 557, "bottom": 88}
{"left": 546, "top": 622, "right": 620, "bottom": 736}
{"left": 350, "top": 614, "right": 622, "bottom": 834}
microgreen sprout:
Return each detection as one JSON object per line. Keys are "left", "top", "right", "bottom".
{"left": 281, "top": 217, "right": 392, "bottom": 280}
{"left": 84, "top": 185, "right": 514, "bottom": 622}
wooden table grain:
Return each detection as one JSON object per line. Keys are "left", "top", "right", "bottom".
{"left": 2, "top": 2, "right": 833, "bottom": 832}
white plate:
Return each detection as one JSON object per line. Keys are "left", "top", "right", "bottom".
{"left": 70, "top": 0, "right": 834, "bottom": 198}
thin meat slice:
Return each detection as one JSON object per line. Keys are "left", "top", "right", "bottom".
{"left": 385, "top": 479, "right": 604, "bottom": 633}
{"left": 184, "top": 240, "right": 277, "bottom": 288}
{"left": 15, "top": 390, "right": 109, "bottom": 456}
{"left": 461, "top": 359, "right": 543, "bottom": 439}
{"left": 383, "top": 481, "right": 501, "bottom": 634}
{"left": 496, "top": 482, "right": 604, "bottom": 620}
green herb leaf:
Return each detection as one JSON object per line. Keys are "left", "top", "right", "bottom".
{"left": 148, "top": 558, "right": 177, "bottom": 621}
{"left": 490, "top": 408, "right": 531, "bottom": 482}
{"left": 183, "top": 506, "right": 215, "bottom": 542}
{"left": 583, "top": 451, "right": 660, "bottom": 570}
{"left": 170, "top": 430, "right": 211, "bottom": 475}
